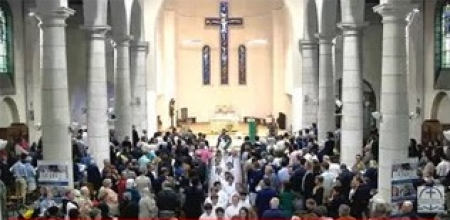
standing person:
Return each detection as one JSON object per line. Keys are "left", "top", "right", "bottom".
{"left": 156, "top": 181, "right": 180, "bottom": 218}
{"left": 217, "top": 129, "right": 232, "bottom": 151}
{"left": 183, "top": 178, "right": 205, "bottom": 219}
{"left": 262, "top": 198, "right": 286, "bottom": 220}
{"left": 255, "top": 179, "right": 277, "bottom": 218}
{"left": 139, "top": 187, "right": 158, "bottom": 219}
{"left": 10, "top": 154, "right": 27, "bottom": 203}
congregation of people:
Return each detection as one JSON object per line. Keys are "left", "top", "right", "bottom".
{"left": 1, "top": 124, "right": 450, "bottom": 220}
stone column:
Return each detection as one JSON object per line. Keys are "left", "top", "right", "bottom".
{"left": 114, "top": 37, "right": 133, "bottom": 141}
{"left": 339, "top": 23, "right": 365, "bottom": 167}
{"left": 130, "top": 41, "right": 149, "bottom": 133}
{"left": 84, "top": 26, "right": 110, "bottom": 165}
{"left": 147, "top": 41, "right": 158, "bottom": 135}
{"left": 35, "top": 5, "right": 74, "bottom": 187}
{"left": 374, "top": 1, "right": 413, "bottom": 202}
{"left": 316, "top": 35, "right": 335, "bottom": 142}
{"left": 300, "top": 40, "right": 319, "bottom": 129}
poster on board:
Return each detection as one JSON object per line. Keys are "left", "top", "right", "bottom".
{"left": 37, "top": 161, "right": 69, "bottom": 203}
{"left": 390, "top": 162, "right": 419, "bottom": 215}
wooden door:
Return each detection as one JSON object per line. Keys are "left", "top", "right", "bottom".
{"left": 422, "top": 120, "right": 443, "bottom": 145}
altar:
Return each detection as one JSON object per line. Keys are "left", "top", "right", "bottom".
{"left": 210, "top": 105, "right": 240, "bottom": 133}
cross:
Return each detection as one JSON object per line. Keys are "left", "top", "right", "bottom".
{"left": 425, "top": 188, "right": 437, "bottom": 198}
{"left": 205, "top": 1, "right": 243, "bottom": 85}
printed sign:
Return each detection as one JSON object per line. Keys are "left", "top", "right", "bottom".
{"left": 37, "top": 161, "right": 69, "bottom": 184}
{"left": 37, "top": 161, "right": 70, "bottom": 204}
{"left": 390, "top": 162, "right": 419, "bottom": 215}
{"left": 417, "top": 185, "right": 446, "bottom": 214}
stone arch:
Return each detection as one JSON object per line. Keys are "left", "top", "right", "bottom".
{"left": 0, "top": 97, "right": 19, "bottom": 127}
{"left": 431, "top": 92, "right": 450, "bottom": 123}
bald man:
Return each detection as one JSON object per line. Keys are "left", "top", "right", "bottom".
{"left": 400, "top": 200, "right": 418, "bottom": 219}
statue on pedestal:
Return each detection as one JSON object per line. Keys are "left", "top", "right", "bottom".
{"left": 169, "top": 99, "right": 175, "bottom": 128}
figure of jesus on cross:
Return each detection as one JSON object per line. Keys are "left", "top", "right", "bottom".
{"left": 205, "top": 1, "right": 243, "bottom": 85}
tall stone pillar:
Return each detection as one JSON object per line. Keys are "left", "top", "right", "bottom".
{"left": 35, "top": 3, "right": 74, "bottom": 187}
{"left": 374, "top": 0, "right": 413, "bottom": 202}
{"left": 147, "top": 41, "right": 158, "bottom": 135}
{"left": 338, "top": 0, "right": 366, "bottom": 166}
{"left": 316, "top": 35, "right": 335, "bottom": 142}
{"left": 130, "top": 41, "right": 149, "bottom": 133}
{"left": 114, "top": 37, "right": 133, "bottom": 141}
{"left": 84, "top": 26, "right": 110, "bottom": 165}
{"left": 339, "top": 24, "right": 365, "bottom": 167}
{"left": 300, "top": 40, "right": 319, "bottom": 129}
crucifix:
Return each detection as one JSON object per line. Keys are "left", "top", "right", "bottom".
{"left": 205, "top": 1, "right": 244, "bottom": 85}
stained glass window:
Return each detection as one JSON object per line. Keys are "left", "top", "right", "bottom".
{"left": 435, "top": 0, "right": 450, "bottom": 78}
{"left": 0, "top": 1, "right": 12, "bottom": 79}
{"left": 202, "top": 45, "right": 211, "bottom": 85}
{"left": 238, "top": 45, "right": 246, "bottom": 85}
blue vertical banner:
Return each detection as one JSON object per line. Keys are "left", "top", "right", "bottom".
{"left": 238, "top": 44, "right": 246, "bottom": 85}
{"left": 202, "top": 45, "right": 211, "bottom": 85}
{"left": 219, "top": 2, "right": 229, "bottom": 85}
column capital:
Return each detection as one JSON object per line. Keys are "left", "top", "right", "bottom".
{"left": 373, "top": 3, "right": 417, "bottom": 24}
{"left": 114, "top": 35, "right": 134, "bottom": 47}
{"left": 131, "top": 41, "right": 149, "bottom": 52}
{"left": 34, "top": 7, "right": 75, "bottom": 27}
{"left": 299, "top": 40, "right": 318, "bottom": 51}
{"left": 81, "top": 25, "right": 111, "bottom": 39}
{"left": 338, "top": 22, "right": 369, "bottom": 36}
{"left": 315, "top": 33, "right": 335, "bottom": 44}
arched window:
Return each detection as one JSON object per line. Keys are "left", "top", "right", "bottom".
{"left": 0, "top": 1, "right": 13, "bottom": 81}
{"left": 435, "top": 0, "right": 450, "bottom": 78}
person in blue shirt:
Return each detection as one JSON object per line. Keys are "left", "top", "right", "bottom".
{"left": 255, "top": 178, "right": 277, "bottom": 218}
{"left": 10, "top": 154, "right": 28, "bottom": 203}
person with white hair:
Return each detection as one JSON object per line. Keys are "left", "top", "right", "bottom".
{"left": 135, "top": 167, "right": 152, "bottom": 195}
{"left": 139, "top": 187, "right": 158, "bottom": 218}
{"left": 261, "top": 197, "right": 285, "bottom": 219}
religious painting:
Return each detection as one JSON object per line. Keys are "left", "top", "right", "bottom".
{"left": 205, "top": 1, "right": 243, "bottom": 85}
{"left": 238, "top": 45, "right": 246, "bottom": 85}
{"left": 202, "top": 45, "right": 211, "bottom": 85}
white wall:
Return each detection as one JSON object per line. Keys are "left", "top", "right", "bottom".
{"left": 155, "top": 4, "right": 291, "bottom": 124}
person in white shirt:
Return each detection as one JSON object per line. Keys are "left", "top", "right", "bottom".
{"left": 436, "top": 156, "right": 450, "bottom": 179}
{"left": 320, "top": 162, "right": 335, "bottom": 200}
{"left": 323, "top": 156, "right": 340, "bottom": 179}
{"left": 238, "top": 192, "right": 251, "bottom": 209}
{"left": 205, "top": 183, "right": 229, "bottom": 208}
{"left": 205, "top": 188, "right": 227, "bottom": 208}
{"left": 225, "top": 193, "right": 242, "bottom": 218}
{"left": 199, "top": 203, "right": 216, "bottom": 220}
{"left": 222, "top": 173, "right": 237, "bottom": 198}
